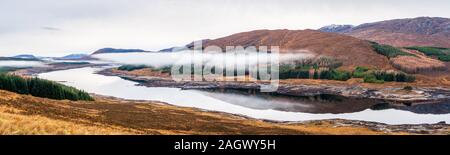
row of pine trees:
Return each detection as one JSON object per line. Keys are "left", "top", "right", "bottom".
{"left": 0, "top": 73, "right": 93, "bottom": 101}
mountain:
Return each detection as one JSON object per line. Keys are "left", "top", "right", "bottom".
{"left": 12, "top": 54, "right": 39, "bottom": 60}
{"left": 54, "top": 54, "right": 96, "bottom": 60}
{"left": 159, "top": 46, "right": 188, "bottom": 52}
{"left": 195, "top": 29, "right": 391, "bottom": 69}
{"left": 91, "top": 48, "right": 149, "bottom": 55}
{"left": 319, "top": 17, "right": 450, "bottom": 48}
{"left": 318, "top": 24, "right": 354, "bottom": 33}
{"left": 0, "top": 54, "right": 41, "bottom": 61}
{"left": 159, "top": 39, "right": 211, "bottom": 52}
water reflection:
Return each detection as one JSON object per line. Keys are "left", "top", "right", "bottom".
{"left": 38, "top": 67, "right": 450, "bottom": 124}
{"left": 195, "top": 89, "right": 381, "bottom": 114}
{"left": 371, "top": 102, "right": 450, "bottom": 114}
{"left": 197, "top": 89, "right": 450, "bottom": 115}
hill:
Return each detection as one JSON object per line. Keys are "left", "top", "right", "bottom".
{"left": 54, "top": 54, "right": 96, "bottom": 60}
{"left": 319, "top": 17, "right": 450, "bottom": 48}
{"left": 12, "top": 54, "right": 39, "bottom": 60}
{"left": 91, "top": 48, "right": 149, "bottom": 55}
{"left": 0, "top": 89, "right": 411, "bottom": 135}
{"left": 0, "top": 56, "right": 41, "bottom": 61}
{"left": 319, "top": 24, "right": 354, "bottom": 33}
{"left": 197, "top": 29, "right": 392, "bottom": 69}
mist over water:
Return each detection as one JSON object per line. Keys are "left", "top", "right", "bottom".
{"left": 7, "top": 50, "right": 444, "bottom": 125}
{"left": 92, "top": 50, "right": 315, "bottom": 67}
{"left": 38, "top": 67, "right": 450, "bottom": 125}
{"left": 0, "top": 61, "right": 47, "bottom": 68}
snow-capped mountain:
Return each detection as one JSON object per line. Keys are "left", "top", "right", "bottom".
{"left": 318, "top": 24, "right": 354, "bottom": 33}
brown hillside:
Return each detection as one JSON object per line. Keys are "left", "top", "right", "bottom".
{"left": 343, "top": 17, "right": 450, "bottom": 48}
{"left": 0, "top": 90, "right": 401, "bottom": 135}
{"left": 200, "top": 29, "right": 391, "bottom": 70}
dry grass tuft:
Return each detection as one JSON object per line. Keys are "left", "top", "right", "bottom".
{"left": 390, "top": 55, "right": 446, "bottom": 74}
{"left": 0, "top": 106, "right": 133, "bottom": 135}
{"left": 0, "top": 90, "right": 445, "bottom": 135}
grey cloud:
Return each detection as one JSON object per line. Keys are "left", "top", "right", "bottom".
{"left": 1, "top": 0, "right": 450, "bottom": 56}
{"left": 41, "top": 27, "right": 62, "bottom": 31}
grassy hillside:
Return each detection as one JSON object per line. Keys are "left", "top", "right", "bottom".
{"left": 0, "top": 90, "right": 411, "bottom": 135}
{"left": 200, "top": 29, "right": 392, "bottom": 70}
{"left": 370, "top": 42, "right": 415, "bottom": 58}
{"left": 336, "top": 17, "right": 450, "bottom": 48}
{"left": 0, "top": 105, "right": 133, "bottom": 135}
{"left": 405, "top": 46, "right": 450, "bottom": 62}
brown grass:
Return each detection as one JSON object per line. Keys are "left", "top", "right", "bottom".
{"left": 203, "top": 29, "right": 393, "bottom": 70}
{"left": 390, "top": 50, "right": 447, "bottom": 73}
{"left": 112, "top": 64, "right": 450, "bottom": 90}
{"left": 0, "top": 90, "right": 408, "bottom": 135}
{"left": 0, "top": 106, "right": 133, "bottom": 135}
{"left": 346, "top": 28, "right": 450, "bottom": 48}
{"left": 112, "top": 68, "right": 171, "bottom": 78}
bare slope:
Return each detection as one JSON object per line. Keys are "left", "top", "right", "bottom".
{"left": 201, "top": 29, "right": 391, "bottom": 70}
{"left": 320, "top": 17, "right": 450, "bottom": 48}
{"left": 1, "top": 90, "right": 400, "bottom": 135}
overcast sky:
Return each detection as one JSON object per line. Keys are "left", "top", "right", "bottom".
{"left": 1, "top": 0, "right": 450, "bottom": 56}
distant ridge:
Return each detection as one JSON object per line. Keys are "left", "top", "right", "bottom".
{"left": 318, "top": 24, "right": 354, "bottom": 33}
{"left": 159, "top": 46, "right": 188, "bottom": 52}
{"left": 159, "top": 39, "right": 211, "bottom": 52}
{"left": 54, "top": 54, "right": 97, "bottom": 60}
{"left": 319, "top": 17, "right": 450, "bottom": 48}
{"left": 0, "top": 56, "right": 41, "bottom": 61}
{"left": 0, "top": 54, "right": 42, "bottom": 61}
{"left": 91, "top": 48, "right": 150, "bottom": 55}
{"left": 12, "top": 54, "right": 39, "bottom": 60}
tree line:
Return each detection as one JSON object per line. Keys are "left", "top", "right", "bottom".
{"left": 405, "top": 46, "right": 450, "bottom": 62}
{"left": 370, "top": 42, "right": 415, "bottom": 58}
{"left": 0, "top": 73, "right": 93, "bottom": 101}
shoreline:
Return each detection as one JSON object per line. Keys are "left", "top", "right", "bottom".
{"left": 6, "top": 89, "right": 444, "bottom": 135}
{"left": 91, "top": 93, "right": 450, "bottom": 134}
{"left": 97, "top": 68, "right": 450, "bottom": 105}
{"left": 9, "top": 65, "right": 450, "bottom": 134}
{"left": 94, "top": 68, "right": 450, "bottom": 127}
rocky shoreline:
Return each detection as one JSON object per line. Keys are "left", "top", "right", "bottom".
{"left": 10, "top": 67, "right": 450, "bottom": 134}
{"left": 94, "top": 68, "right": 450, "bottom": 133}
{"left": 96, "top": 94, "right": 449, "bottom": 134}
{"left": 98, "top": 68, "right": 450, "bottom": 105}
{"left": 295, "top": 119, "right": 449, "bottom": 134}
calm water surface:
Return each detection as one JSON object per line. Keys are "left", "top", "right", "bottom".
{"left": 38, "top": 67, "right": 450, "bottom": 125}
